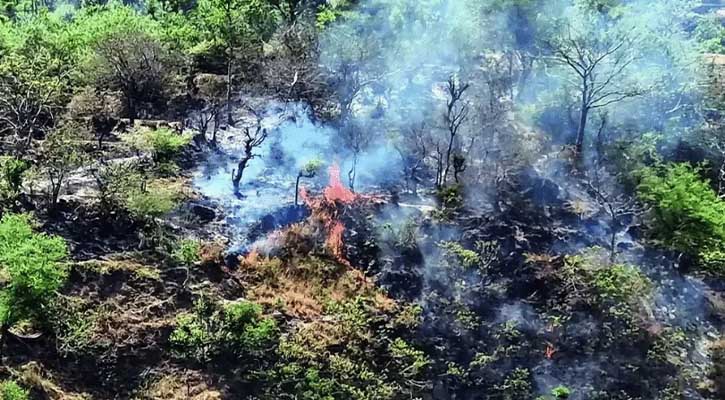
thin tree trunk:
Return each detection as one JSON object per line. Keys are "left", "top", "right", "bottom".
{"left": 348, "top": 153, "right": 358, "bottom": 192}
{"left": 232, "top": 158, "right": 250, "bottom": 192}
{"left": 295, "top": 173, "right": 302, "bottom": 206}
{"left": 576, "top": 92, "right": 589, "bottom": 154}
{"left": 226, "top": 57, "right": 233, "bottom": 126}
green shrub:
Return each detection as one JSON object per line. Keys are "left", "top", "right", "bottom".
{"left": 0, "top": 214, "right": 68, "bottom": 331}
{"left": 439, "top": 241, "right": 481, "bottom": 269}
{"left": 497, "top": 368, "right": 532, "bottom": 400}
{"left": 170, "top": 297, "right": 277, "bottom": 364}
{"left": 123, "top": 127, "right": 192, "bottom": 163}
{"left": 592, "top": 264, "right": 651, "bottom": 305}
{"left": 637, "top": 163, "right": 725, "bottom": 276}
{"left": 551, "top": 385, "right": 572, "bottom": 399}
{"left": 124, "top": 180, "right": 182, "bottom": 221}
{"left": 389, "top": 338, "right": 430, "bottom": 378}
{"left": 172, "top": 239, "right": 201, "bottom": 265}
{"left": 0, "top": 380, "right": 29, "bottom": 400}
{"left": 434, "top": 184, "right": 464, "bottom": 219}
{"left": 0, "top": 156, "right": 29, "bottom": 206}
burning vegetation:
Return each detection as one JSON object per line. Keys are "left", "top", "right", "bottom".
{"left": 0, "top": 1, "right": 724, "bottom": 400}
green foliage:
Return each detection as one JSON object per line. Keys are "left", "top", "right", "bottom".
{"left": 170, "top": 297, "right": 277, "bottom": 364}
{"left": 123, "top": 128, "right": 191, "bottom": 163}
{"left": 551, "top": 385, "right": 572, "bottom": 399}
{"left": 0, "top": 213, "right": 68, "bottom": 329}
{"left": 389, "top": 337, "right": 430, "bottom": 378}
{"left": 647, "top": 328, "right": 687, "bottom": 367}
{"left": 592, "top": 264, "right": 651, "bottom": 305}
{"left": 193, "top": 0, "right": 276, "bottom": 59}
{"left": 379, "top": 218, "right": 418, "bottom": 251}
{"left": 0, "top": 156, "right": 28, "bottom": 206}
{"left": 172, "top": 238, "right": 201, "bottom": 265}
{"left": 434, "top": 184, "right": 464, "bottom": 219}
{"left": 439, "top": 241, "right": 481, "bottom": 269}
{"left": 497, "top": 368, "right": 532, "bottom": 400}
{"left": 300, "top": 159, "right": 323, "bottom": 177}
{"left": 559, "top": 251, "right": 652, "bottom": 342}
{"left": 0, "top": 380, "right": 28, "bottom": 400}
{"left": 0, "top": 50, "right": 66, "bottom": 144}
{"left": 637, "top": 163, "right": 725, "bottom": 276}
{"left": 51, "top": 295, "right": 104, "bottom": 355}
{"left": 695, "top": 16, "right": 725, "bottom": 54}
{"left": 123, "top": 180, "right": 182, "bottom": 221}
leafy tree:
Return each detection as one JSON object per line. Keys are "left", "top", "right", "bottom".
{"left": 193, "top": 0, "right": 276, "bottom": 124}
{"left": 89, "top": 30, "right": 176, "bottom": 124}
{"left": 0, "top": 213, "right": 68, "bottom": 354}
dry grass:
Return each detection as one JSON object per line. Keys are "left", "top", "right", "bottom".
{"left": 76, "top": 259, "right": 161, "bottom": 280}
{"left": 134, "top": 370, "right": 222, "bottom": 400}
{"left": 241, "top": 254, "right": 394, "bottom": 320}
{"left": 14, "top": 362, "right": 91, "bottom": 400}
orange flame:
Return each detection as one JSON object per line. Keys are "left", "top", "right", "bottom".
{"left": 545, "top": 343, "right": 556, "bottom": 359}
{"left": 326, "top": 221, "right": 349, "bottom": 265}
{"left": 324, "top": 163, "right": 356, "bottom": 204}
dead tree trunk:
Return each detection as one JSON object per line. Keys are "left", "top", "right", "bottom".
{"left": 231, "top": 124, "right": 268, "bottom": 193}
{"left": 442, "top": 76, "right": 469, "bottom": 186}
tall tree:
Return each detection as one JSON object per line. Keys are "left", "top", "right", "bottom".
{"left": 545, "top": 21, "right": 643, "bottom": 154}
{"left": 194, "top": 0, "right": 275, "bottom": 126}
{"left": 90, "top": 31, "right": 174, "bottom": 125}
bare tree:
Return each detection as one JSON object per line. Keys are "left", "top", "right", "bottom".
{"left": 231, "top": 123, "right": 268, "bottom": 193}
{"left": 546, "top": 24, "right": 643, "bottom": 154}
{"left": 0, "top": 54, "right": 65, "bottom": 151}
{"left": 440, "top": 76, "right": 470, "bottom": 187}
{"left": 339, "top": 120, "right": 374, "bottom": 192}
{"left": 395, "top": 123, "right": 428, "bottom": 195}
{"left": 586, "top": 115, "right": 641, "bottom": 263}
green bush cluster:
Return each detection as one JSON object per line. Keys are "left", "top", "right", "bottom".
{"left": 170, "top": 297, "right": 277, "bottom": 364}
{"left": 637, "top": 163, "right": 725, "bottom": 276}
{"left": 0, "top": 380, "right": 29, "bottom": 400}
{"left": 434, "top": 184, "right": 465, "bottom": 220}
{"left": 0, "top": 213, "right": 68, "bottom": 332}
{"left": 122, "top": 127, "right": 192, "bottom": 164}
{"left": 0, "top": 156, "right": 28, "bottom": 206}
{"left": 172, "top": 238, "right": 201, "bottom": 265}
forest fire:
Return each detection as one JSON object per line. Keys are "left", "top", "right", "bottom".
{"left": 299, "top": 162, "right": 358, "bottom": 266}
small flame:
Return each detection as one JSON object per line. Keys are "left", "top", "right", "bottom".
{"left": 545, "top": 343, "right": 556, "bottom": 359}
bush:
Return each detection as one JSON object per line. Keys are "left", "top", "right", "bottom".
{"left": 0, "top": 380, "right": 29, "bottom": 400}
{"left": 124, "top": 179, "right": 182, "bottom": 221}
{"left": 434, "top": 184, "right": 464, "bottom": 220}
{"left": 0, "top": 156, "right": 29, "bottom": 206}
{"left": 551, "top": 385, "right": 572, "bottom": 399}
{"left": 170, "top": 297, "right": 277, "bottom": 364}
{"left": 172, "top": 239, "right": 201, "bottom": 265}
{"left": 637, "top": 163, "right": 725, "bottom": 276}
{"left": 123, "top": 127, "right": 192, "bottom": 163}
{"left": 0, "top": 214, "right": 68, "bottom": 332}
